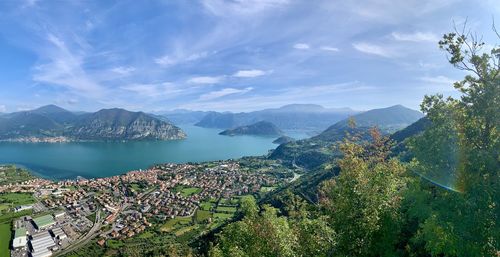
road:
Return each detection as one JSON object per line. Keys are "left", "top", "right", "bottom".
{"left": 54, "top": 209, "right": 102, "bottom": 256}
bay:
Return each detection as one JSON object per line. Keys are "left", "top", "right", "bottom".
{"left": 0, "top": 125, "right": 306, "bottom": 180}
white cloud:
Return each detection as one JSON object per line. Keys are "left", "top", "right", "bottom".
{"left": 187, "top": 76, "right": 224, "bottom": 84}
{"left": 420, "top": 75, "right": 456, "bottom": 85}
{"left": 22, "top": 0, "right": 40, "bottom": 8}
{"left": 155, "top": 51, "right": 210, "bottom": 67}
{"left": 111, "top": 66, "right": 135, "bottom": 75}
{"left": 33, "top": 33, "right": 105, "bottom": 98}
{"left": 202, "top": 0, "right": 289, "bottom": 17}
{"left": 0, "top": 105, "right": 6, "bottom": 113}
{"left": 199, "top": 87, "right": 253, "bottom": 101}
{"left": 352, "top": 42, "right": 395, "bottom": 58}
{"left": 181, "top": 82, "right": 371, "bottom": 111}
{"left": 419, "top": 75, "right": 458, "bottom": 93}
{"left": 233, "top": 69, "right": 269, "bottom": 78}
{"left": 320, "top": 46, "right": 340, "bottom": 52}
{"left": 293, "top": 43, "right": 310, "bottom": 50}
{"left": 121, "top": 82, "right": 183, "bottom": 98}
{"left": 392, "top": 31, "right": 439, "bottom": 42}
{"left": 154, "top": 55, "right": 176, "bottom": 66}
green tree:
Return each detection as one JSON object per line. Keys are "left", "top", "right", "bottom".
{"left": 408, "top": 23, "right": 499, "bottom": 256}
{"left": 210, "top": 198, "right": 298, "bottom": 257}
{"left": 319, "top": 129, "right": 408, "bottom": 257}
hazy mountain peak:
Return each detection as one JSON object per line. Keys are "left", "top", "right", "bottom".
{"left": 278, "top": 104, "right": 326, "bottom": 112}
{"left": 32, "top": 104, "right": 71, "bottom": 114}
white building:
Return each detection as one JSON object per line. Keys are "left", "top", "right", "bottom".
{"left": 12, "top": 228, "right": 27, "bottom": 248}
{"left": 15, "top": 205, "right": 33, "bottom": 212}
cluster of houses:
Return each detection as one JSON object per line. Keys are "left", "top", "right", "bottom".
{"left": 5, "top": 159, "right": 291, "bottom": 252}
{"left": 102, "top": 211, "right": 152, "bottom": 241}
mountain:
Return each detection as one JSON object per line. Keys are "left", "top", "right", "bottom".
{"left": 273, "top": 136, "right": 295, "bottom": 144}
{"left": 0, "top": 106, "right": 186, "bottom": 142}
{"left": 161, "top": 109, "right": 210, "bottom": 125}
{"left": 69, "top": 108, "right": 186, "bottom": 141}
{"left": 269, "top": 105, "right": 424, "bottom": 169}
{"left": 314, "top": 105, "right": 423, "bottom": 141}
{"left": 219, "top": 121, "right": 284, "bottom": 136}
{"left": 30, "top": 104, "right": 78, "bottom": 124}
{"left": 0, "top": 111, "right": 63, "bottom": 139}
{"left": 195, "top": 104, "right": 357, "bottom": 132}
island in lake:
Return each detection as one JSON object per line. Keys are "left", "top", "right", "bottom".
{"left": 219, "top": 121, "right": 284, "bottom": 136}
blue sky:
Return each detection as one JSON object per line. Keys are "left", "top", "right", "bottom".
{"left": 0, "top": 0, "right": 498, "bottom": 113}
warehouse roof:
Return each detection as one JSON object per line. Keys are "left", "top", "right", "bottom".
{"left": 32, "top": 215, "right": 55, "bottom": 228}
{"left": 14, "top": 227, "right": 27, "bottom": 238}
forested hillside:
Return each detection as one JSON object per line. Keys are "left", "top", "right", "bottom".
{"left": 206, "top": 27, "right": 499, "bottom": 257}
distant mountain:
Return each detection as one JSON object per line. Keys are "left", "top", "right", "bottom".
{"left": 314, "top": 105, "right": 423, "bottom": 141}
{"left": 0, "top": 111, "right": 63, "bottom": 139}
{"left": 219, "top": 121, "right": 284, "bottom": 136}
{"left": 0, "top": 105, "right": 186, "bottom": 142}
{"left": 30, "top": 104, "right": 78, "bottom": 124}
{"left": 161, "top": 109, "right": 210, "bottom": 125}
{"left": 273, "top": 136, "right": 295, "bottom": 144}
{"left": 195, "top": 104, "right": 357, "bottom": 132}
{"left": 269, "top": 105, "right": 424, "bottom": 169}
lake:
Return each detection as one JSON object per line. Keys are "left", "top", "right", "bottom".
{"left": 0, "top": 125, "right": 308, "bottom": 180}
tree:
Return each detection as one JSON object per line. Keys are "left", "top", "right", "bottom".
{"left": 319, "top": 128, "right": 408, "bottom": 257}
{"left": 210, "top": 198, "right": 298, "bottom": 257}
{"left": 408, "top": 23, "right": 499, "bottom": 256}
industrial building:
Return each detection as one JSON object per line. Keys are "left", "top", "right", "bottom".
{"left": 29, "top": 231, "right": 55, "bottom": 257}
{"left": 51, "top": 227, "right": 67, "bottom": 240}
{"left": 12, "top": 227, "right": 27, "bottom": 248}
{"left": 32, "top": 215, "right": 55, "bottom": 230}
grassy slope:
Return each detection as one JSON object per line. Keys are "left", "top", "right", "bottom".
{"left": 0, "top": 223, "right": 10, "bottom": 257}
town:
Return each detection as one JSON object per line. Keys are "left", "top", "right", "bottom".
{"left": 0, "top": 159, "right": 297, "bottom": 257}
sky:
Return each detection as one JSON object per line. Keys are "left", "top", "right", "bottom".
{"left": 0, "top": 0, "right": 498, "bottom": 113}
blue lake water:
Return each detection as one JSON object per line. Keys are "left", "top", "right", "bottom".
{"left": 0, "top": 125, "right": 306, "bottom": 180}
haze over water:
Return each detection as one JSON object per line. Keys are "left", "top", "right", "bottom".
{"left": 0, "top": 125, "right": 304, "bottom": 180}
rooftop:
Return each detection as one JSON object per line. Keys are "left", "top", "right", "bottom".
{"left": 14, "top": 227, "right": 27, "bottom": 238}
{"left": 33, "top": 215, "right": 55, "bottom": 228}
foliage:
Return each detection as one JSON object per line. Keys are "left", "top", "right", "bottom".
{"left": 319, "top": 128, "right": 408, "bottom": 257}
{"left": 407, "top": 23, "right": 500, "bottom": 256}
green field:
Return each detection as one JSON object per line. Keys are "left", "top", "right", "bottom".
{"left": 130, "top": 183, "right": 141, "bottom": 192}
{"left": 218, "top": 198, "right": 238, "bottom": 206}
{"left": 175, "top": 225, "right": 199, "bottom": 236}
{"left": 0, "top": 166, "right": 35, "bottom": 186}
{"left": 138, "top": 231, "right": 154, "bottom": 239}
{"left": 180, "top": 187, "right": 202, "bottom": 197}
{"left": 0, "top": 223, "right": 11, "bottom": 257}
{"left": 0, "top": 209, "right": 32, "bottom": 224}
{"left": 216, "top": 206, "right": 237, "bottom": 213}
{"left": 0, "top": 204, "right": 9, "bottom": 212}
{"left": 195, "top": 210, "right": 212, "bottom": 222}
{"left": 213, "top": 212, "right": 233, "bottom": 221}
{"left": 0, "top": 192, "right": 35, "bottom": 206}
{"left": 259, "top": 186, "right": 277, "bottom": 193}
{"left": 86, "top": 212, "right": 97, "bottom": 223}
{"left": 106, "top": 239, "right": 124, "bottom": 249}
{"left": 160, "top": 216, "right": 192, "bottom": 232}
{"left": 200, "top": 201, "right": 213, "bottom": 211}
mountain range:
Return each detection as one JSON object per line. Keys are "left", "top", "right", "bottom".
{"left": 269, "top": 105, "right": 424, "bottom": 169}
{"left": 0, "top": 105, "right": 186, "bottom": 142}
{"left": 194, "top": 104, "right": 358, "bottom": 133}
